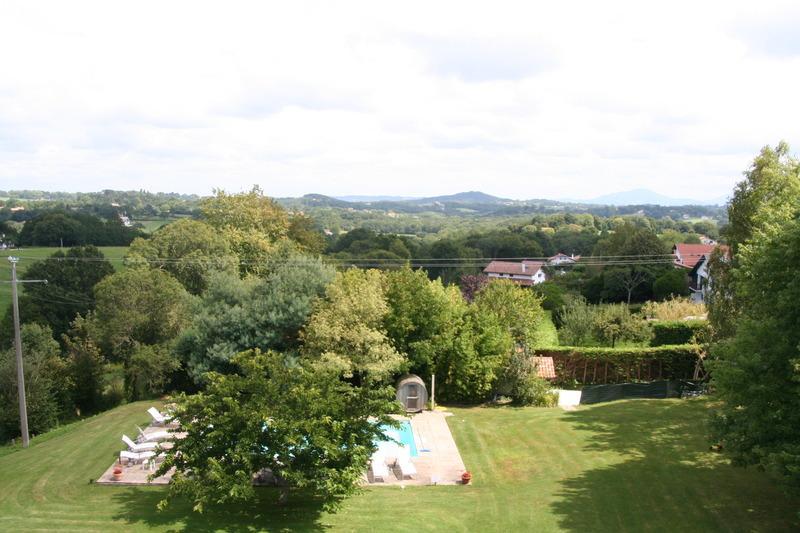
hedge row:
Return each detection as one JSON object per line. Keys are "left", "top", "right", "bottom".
{"left": 651, "top": 320, "right": 710, "bottom": 346}
{"left": 532, "top": 344, "right": 703, "bottom": 385}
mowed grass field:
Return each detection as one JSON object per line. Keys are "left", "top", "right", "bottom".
{"left": 1, "top": 399, "right": 797, "bottom": 532}
{"left": 0, "top": 247, "right": 128, "bottom": 317}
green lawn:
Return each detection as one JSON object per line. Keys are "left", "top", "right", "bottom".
{"left": 136, "top": 219, "right": 176, "bottom": 233}
{"left": 0, "top": 246, "right": 128, "bottom": 317}
{"left": 0, "top": 399, "right": 797, "bottom": 532}
{"left": 536, "top": 310, "right": 560, "bottom": 346}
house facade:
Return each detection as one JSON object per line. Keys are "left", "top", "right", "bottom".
{"left": 483, "top": 260, "right": 547, "bottom": 286}
{"left": 547, "top": 252, "right": 580, "bottom": 266}
{"left": 672, "top": 243, "right": 728, "bottom": 302}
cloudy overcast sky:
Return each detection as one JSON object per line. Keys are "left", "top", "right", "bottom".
{"left": 1, "top": 1, "right": 799, "bottom": 201}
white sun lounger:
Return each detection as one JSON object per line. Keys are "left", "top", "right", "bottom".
{"left": 371, "top": 458, "right": 390, "bottom": 482}
{"left": 119, "top": 450, "right": 155, "bottom": 464}
{"left": 137, "top": 425, "right": 171, "bottom": 442}
{"left": 122, "top": 434, "right": 158, "bottom": 453}
{"left": 397, "top": 458, "right": 417, "bottom": 479}
{"left": 147, "top": 407, "right": 172, "bottom": 426}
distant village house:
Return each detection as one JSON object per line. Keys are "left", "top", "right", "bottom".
{"left": 672, "top": 243, "right": 729, "bottom": 302}
{"left": 483, "top": 252, "right": 580, "bottom": 286}
{"left": 483, "top": 260, "right": 547, "bottom": 286}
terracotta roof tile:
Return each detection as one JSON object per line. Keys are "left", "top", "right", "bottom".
{"left": 532, "top": 356, "right": 556, "bottom": 379}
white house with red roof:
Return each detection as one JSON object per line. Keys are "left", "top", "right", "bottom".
{"left": 547, "top": 252, "right": 581, "bottom": 265}
{"left": 483, "top": 260, "right": 547, "bottom": 286}
{"left": 673, "top": 243, "right": 729, "bottom": 302}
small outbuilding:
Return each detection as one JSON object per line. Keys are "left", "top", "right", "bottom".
{"left": 396, "top": 374, "right": 428, "bottom": 413}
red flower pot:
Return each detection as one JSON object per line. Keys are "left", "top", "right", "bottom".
{"left": 462, "top": 471, "right": 472, "bottom": 485}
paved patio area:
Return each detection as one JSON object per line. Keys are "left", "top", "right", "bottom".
{"left": 366, "top": 410, "right": 467, "bottom": 486}
{"left": 96, "top": 425, "right": 180, "bottom": 486}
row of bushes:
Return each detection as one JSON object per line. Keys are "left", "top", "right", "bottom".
{"left": 533, "top": 344, "right": 703, "bottom": 386}
{"left": 650, "top": 320, "right": 709, "bottom": 346}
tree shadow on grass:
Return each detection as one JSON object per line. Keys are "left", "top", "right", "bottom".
{"left": 110, "top": 486, "right": 330, "bottom": 532}
{"left": 548, "top": 399, "right": 800, "bottom": 532}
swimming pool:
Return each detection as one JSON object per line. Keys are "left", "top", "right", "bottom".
{"left": 378, "top": 421, "right": 419, "bottom": 457}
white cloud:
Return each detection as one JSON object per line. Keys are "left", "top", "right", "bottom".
{"left": 0, "top": 0, "right": 799, "bottom": 202}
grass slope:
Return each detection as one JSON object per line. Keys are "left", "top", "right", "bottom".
{"left": 0, "top": 246, "right": 128, "bottom": 317}
{"left": 1, "top": 399, "right": 798, "bottom": 532}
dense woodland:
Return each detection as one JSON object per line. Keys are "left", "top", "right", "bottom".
{"left": 1, "top": 142, "right": 799, "bottom": 510}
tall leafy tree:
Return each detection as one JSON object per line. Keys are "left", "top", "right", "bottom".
{"left": 287, "top": 214, "right": 327, "bottom": 255}
{"left": 92, "top": 268, "right": 191, "bottom": 362}
{"left": 708, "top": 142, "right": 800, "bottom": 490}
{"left": 154, "top": 350, "right": 399, "bottom": 512}
{"left": 708, "top": 142, "right": 800, "bottom": 339}
{"left": 473, "top": 279, "right": 547, "bottom": 348}
{"left": 0, "top": 246, "right": 114, "bottom": 347}
{"left": 127, "top": 219, "right": 238, "bottom": 295}
{"left": 424, "top": 295, "right": 513, "bottom": 403}
{"left": 0, "top": 324, "right": 70, "bottom": 441}
{"left": 200, "top": 186, "right": 289, "bottom": 276}
{"left": 63, "top": 315, "right": 106, "bottom": 414}
{"left": 710, "top": 216, "right": 800, "bottom": 489}
{"left": 177, "top": 254, "right": 335, "bottom": 382}
{"left": 383, "top": 267, "right": 453, "bottom": 378}
{"left": 302, "top": 269, "right": 404, "bottom": 382}
{"left": 593, "top": 223, "right": 669, "bottom": 303}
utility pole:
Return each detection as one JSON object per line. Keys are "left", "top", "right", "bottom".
{"left": 4, "top": 257, "right": 47, "bottom": 448}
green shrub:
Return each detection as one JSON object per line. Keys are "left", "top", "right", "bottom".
{"left": 533, "top": 282, "right": 567, "bottom": 312}
{"left": 126, "top": 344, "right": 181, "bottom": 400}
{"left": 498, "top": 351, "right": 558, "bottom": 406}
{"left": 514, "top": 373, "right": 559, "bottom": 406}
{"left": 651, "top": 320, "right": 709, "bottom": 346}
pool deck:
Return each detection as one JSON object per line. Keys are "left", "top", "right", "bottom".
{"left": 96, "top": 424, "right": 181, "bottom": 485}
{"left": 98, "top": 410, "right": 467, "bottom": 487}
{"left": 366, "top": 410, "right": 467, "bottom": 486}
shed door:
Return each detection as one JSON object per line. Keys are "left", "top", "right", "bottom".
{"left": 405, "top": 384, "right": 420, "bottom": 410}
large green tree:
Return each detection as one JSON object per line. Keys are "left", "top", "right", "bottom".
{"left": 708, "top": 142, "right": 800, "bottom": 339}
{"left": 127, "top": 219, "right": 238, "bottom": 295}
{"left": 710, "top": 216, "right": 800, "bottom": 488}
{"left": 473, "top": 279, "right": 546, "bottom": 348}
{"left": 0, "top": 324, "right": 70, "bottom": 441}
{"left": 709, "top": 142, "right": 800, "bottom": 490}
{"left": 382, "top": 267, "right": 452, "bottom": 378}
{"left": 0, "top": 246, "right": 114, "bottom": 348}
{"left": 154, "top": 350, "right": 399, "bottom": 512}
{"left": 177, "top": 254, "right": 335, "bottom": 382}
{"left": 302, "top": 269, "right": 404, "bottom": 382}
{"left": 91, "top": 268, "right": 191, "bottom": 362}
{"left": 200, "top": 186, "right": 289, "bottom": 276}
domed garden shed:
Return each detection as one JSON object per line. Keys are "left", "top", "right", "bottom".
{"left": 396, "top": 374, "right": 428, "bottom": 413}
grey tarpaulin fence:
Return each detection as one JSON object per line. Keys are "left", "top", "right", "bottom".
{"left": 579, "top": 380, "right": 703, "bottom": 405}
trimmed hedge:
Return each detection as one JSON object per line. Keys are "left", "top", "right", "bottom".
{"left": 532, "top": 344, "right": 703, "bottom": 385}
{"left": 651, "top": 320, "right": 709, "bottom": 346}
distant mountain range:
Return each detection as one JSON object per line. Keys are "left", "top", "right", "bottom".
{"left": 327, "top": 189, "right": 724, "bottom": 207}
{"left": 574, "top": 189, "right": 725, "bottom": 207}
{"left": 335, "top": 195, "right": 417, "bottom": 202}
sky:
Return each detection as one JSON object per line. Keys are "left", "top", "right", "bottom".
{"left": 1, "top": 1, "right": 799, "bottom": 202}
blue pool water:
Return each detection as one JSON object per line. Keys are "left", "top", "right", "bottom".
{"left": 378, "top": 421, "right": 419, "bottom": 457}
